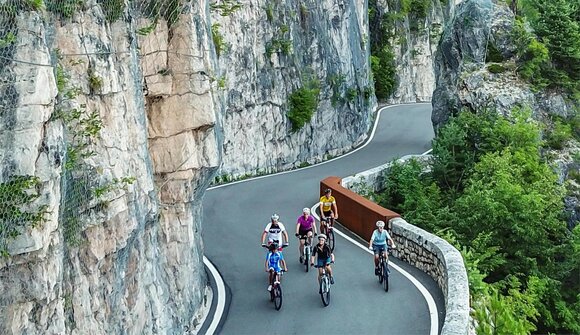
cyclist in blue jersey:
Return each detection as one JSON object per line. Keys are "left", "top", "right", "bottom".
{"left": 368, "top": 220, "right": 396, "bottom": 275}
{"left": 265, "top": 243, "right": 287, "bottom": 291}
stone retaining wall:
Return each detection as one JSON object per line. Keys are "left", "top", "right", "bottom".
{"left": 332, "top": 156, "right": 470, "bottom": 335}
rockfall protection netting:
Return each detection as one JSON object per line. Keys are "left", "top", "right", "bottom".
{"left": 0, "top": 0, "right": 231, "bottom": 254}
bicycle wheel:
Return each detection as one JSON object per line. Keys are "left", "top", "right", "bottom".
{"left": 320, "top": 276, "right": 330, "bottom": 306}
{"left": 273, "top": 284, "right": 283, "bottom": 310}
{"left": 377, "top": 260, "right": 384, "bottom": 284}
{"left": 327, "top": 229, "right": 335, "bottom": 251}
{"left": 304, "top": 245, "right": 310, "bottom": 272}
{"left": 382, "top": 261, "right": 389, "bottom": 292}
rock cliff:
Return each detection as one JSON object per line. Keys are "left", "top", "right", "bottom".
{"left": 212, "top": 0, "right": 377, "bottom": 178}
{"left": 431, "top": 0, "right": 579, "bottom": 228}
{"left": 0, "top": 1, "right": 218, "bottom": 333}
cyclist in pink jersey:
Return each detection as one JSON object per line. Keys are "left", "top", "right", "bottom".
{"left": 295, "top": 207, "right": 317, "bottom": 264}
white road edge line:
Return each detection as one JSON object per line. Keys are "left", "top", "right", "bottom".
{"left": 204, "top": 103, "right": 435, "bottom": 333}
{"left": 311, "top": 205, "right": 439, "bottom": 335}
{"left": 202, "top": 256, "right": 226, "bottom": 335}
{"left": 207, "top": 103, "right": 431, "bottom": 191}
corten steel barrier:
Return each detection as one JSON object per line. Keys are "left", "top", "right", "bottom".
{"left": 320, "top": 176, "right": 400, "bottom": 241}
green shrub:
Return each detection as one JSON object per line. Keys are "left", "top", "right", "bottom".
{"left": 46, "top": 0, "right": 83, "bottom": 18}
{"left": 210, "top": 0, "right": 241, "bottom": 16}
{"left": 346, "top": 87, "right": 357, "bottom": 101}
{"left": 485, "top": 42, "right": 504, "bottom": 63}
{"left": 0, "top": 176, "right": 46, "bottom": 256}
{"left": 545, "top": 120, "right": 572, "bottom": 150}
{"left": 371, "top": 47, "right": 397, "bottom": 100}
{"left": 88, "top": 67, "right": 103, "bottom": 93}
{"left": 265, "top": 4, "right": 273, "bottom": 22}
{"left": 287, "top": 80, "right": 320, "bottom": 131}
{"left": 211, "top": 23, "right": 225, "bottom": 57}
{"left": 487, "top": 63, "right": 506, "bottom": 73}
{"left": 98, "top": 0, "right": 125, "bottom": 22}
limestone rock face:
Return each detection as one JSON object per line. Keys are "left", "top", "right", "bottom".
{"left": 431, "top": 0, "right": 579, "bottom": 228}
{"left": 0, "top": 1, "right": 218, "bottom": 334}
{"left": 213, "top": 0, "right": 377, "bottom": 177}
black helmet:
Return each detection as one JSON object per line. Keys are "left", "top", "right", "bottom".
{"left": 269, "top": 243, "right": 278, "bottom": 251}
{"left": 324, "top": 188, "right": 331, "bottom": 194}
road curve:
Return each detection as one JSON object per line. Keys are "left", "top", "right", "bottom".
{"left": 202, "top": 104, "right": 441, "bottom": 334}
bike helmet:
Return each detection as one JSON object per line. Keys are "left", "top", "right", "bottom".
{"left": 271, "top": 214, "right": 279, "bottom": 221}
{"left": 376, "top": 220, "right": 385, "bottom": 228}
{"left": 318, "top": 234, "right": 327, "bottom": 240}
{"left": 302, "top": 207, "right": 310, "bottom": 214}
{"left": 324, "top": 188, "right": 331, "bottom": 194}
{"left": 269, "top": 243, "right": 278, "bottom": 251}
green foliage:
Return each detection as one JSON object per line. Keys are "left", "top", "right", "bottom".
{"left": 210, "top": 0, "right": 242, "bottom": 16}
{"left": 287, "top": 80, "right": 320, "bottom": 132}
{"left": 55, "top": 65, "right": 68, "bottom": 93}
{"left": 142, "top": 0, "right": 182, "bottom": 27}
{"left": 514, "top": 1, "right": 580, "bottom": 95}
{"left": 487, "top": 63, "right": 506, "bottom": 73}
{"left": 265, "top": 4, "right": 273, "bottom": 22}
{"left": 27, "top": 0, "right": 44, "bottom": 10}
{"left": 346, "top": 87, "right": 357, "bottom": 102}
{"left": 98, "top": 0, "right": 125, "bottom": 22}
{"left": 211, "top": 23, "right": 225, "bottom": 57}
{"left": 137, "top": 18, "right": 158, "bottom": 36}
{"left": 371, "top": 47, "right": 397, "bottom": 100}
{"left": 473, "top": 280, "right": 539, "bottom": 335}
{"left": 0, "top": 176, "right": 47, "bottom": 257}
{"left": 0, "top": 32, "right": 16, "bottom": 48}
{"left": 46, "top": 0, "right": 83, "bottom": 18}
{"left": 375, "top": 108, "right": 579, "bottom": 333}
{"left": 485, "top": 43, "right": 504, "bottom": 63}
{"left": 87, "top": 67, "right": 103, "bottom": 94}
{"left": 545, "top": 120, "right": 573, "bottom": 150}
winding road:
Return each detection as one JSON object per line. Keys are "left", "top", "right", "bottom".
{"left": 202, "top": 104, "right": 445, "bottom": 334}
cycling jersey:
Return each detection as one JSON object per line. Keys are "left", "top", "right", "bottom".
{"left": 371, "top": 229, "right": 391, "bottom": 246}
{"left": 296, "top": 215, "right": 314, "bottom": 230}
{"left": 312, "top": 243, "right": 332, "bottom": 260}
{"left": 319, "top": 195, "right": 336, "bottom": 212}
{"left": 266, "top": 251, "right": 284, "bottom": 272}
{"left": 264, "top": 222, "right": 286, "bottom": 243}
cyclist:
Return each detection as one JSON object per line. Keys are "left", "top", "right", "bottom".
{"left": 368, "top": 220, "right": 396, "bottom": 275}
{"left": 310, "top": 234, "right": 335, "bottom": 291}
{"left": 265, "top": 243, "right": 287, "bottom": 291}
{"left": 319, "top": 188, "right": 338, "bottom": 234}
{"left": 295, "top": 207, "right": 317, "bottom": 264}
{"left": 261, "top": 214, "right": 289, "bottom": 249}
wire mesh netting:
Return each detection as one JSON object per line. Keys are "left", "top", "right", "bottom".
{"left": 0, "top": 0, "right": 229, "bottom": 255}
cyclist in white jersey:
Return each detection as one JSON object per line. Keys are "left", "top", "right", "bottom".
{"left": 261, "top": 214, "right": 289, "bottom": 249}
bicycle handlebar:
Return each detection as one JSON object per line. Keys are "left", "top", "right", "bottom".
{"left": 312, "top": 261, "right": 334, "bottom": 268}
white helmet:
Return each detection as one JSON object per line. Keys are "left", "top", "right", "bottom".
{"left": 271, "top": 214, "right": 279, "bottom": 221}
{"left": 318, "top": 234, "right": 327, "bottom": 240}
{"left": 302, "top": 207, "right": 310, "bottom": 214}
{"left": 376, "top": 220, "right": 385, "bottom": 228}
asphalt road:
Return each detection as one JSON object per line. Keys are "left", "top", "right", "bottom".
{"left": 202, "top": 103, "right": 444, "bottom": 334}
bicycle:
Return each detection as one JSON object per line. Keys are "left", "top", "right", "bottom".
{"left": 313, "top": 261, "right": 334, "bottom": 306}
{"left": 374, "top": 246, "right": 391, "bottom": 292}
{"left": 262, "top": 244, "right": 288, "bottom": 310}
{"left": 320, "top": 216, "right": 335, "bottom": 252}
{"left": 297, "top": 234, "right": 313, "bottom": 272}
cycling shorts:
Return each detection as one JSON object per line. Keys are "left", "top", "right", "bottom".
{"left": 298, "top": 228, "right": 313, "bottom": 238}
{"left": 317, "top": 257, "right": 332, "bottom": 267}
{"left": 268, "top": 266, "right": 282, "bottom": 274}
{"left": 321, "top": 211, "right": 333, "bottom": 222}
{"left": 372, "top": 244, "right": 387, "bottom": 255}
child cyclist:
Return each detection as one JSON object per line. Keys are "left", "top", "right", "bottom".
{"left": 265, "top": 243, "right": 288, "bottom": 291}
{"left": 310, "top": 234, "right": 335, "bottom": 292}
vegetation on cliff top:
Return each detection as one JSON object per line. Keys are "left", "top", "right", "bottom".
{"left": 375, "top": 108, "right": 580, "bottom": 334}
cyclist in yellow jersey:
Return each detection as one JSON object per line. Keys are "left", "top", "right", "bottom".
{"left": 319, "top": 189, "right": 338, "bottom": 233}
